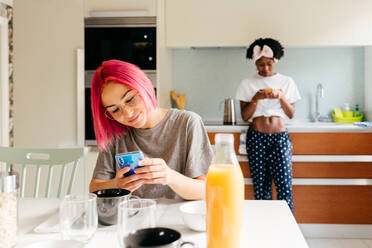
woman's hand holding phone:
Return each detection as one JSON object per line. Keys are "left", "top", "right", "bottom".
{"left": 114, "top": 167, "right": 145, "bottom": 192}
{"left": 114, "top": 157, "right": 173, "bottom": 192}
{"left": 135, "top": 158, "right": 172, "bottom": 186}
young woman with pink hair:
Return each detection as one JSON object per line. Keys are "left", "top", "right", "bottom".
{"left": 89, "top": 60, "right": 213, "bottom": 200}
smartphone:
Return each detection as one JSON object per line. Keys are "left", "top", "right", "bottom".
{"left": 115, "top": 151, "right": 144, "bottom": 177}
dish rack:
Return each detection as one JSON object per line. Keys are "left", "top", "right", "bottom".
{"left": 332, "top": 111, "right": 363, "bottom": 123}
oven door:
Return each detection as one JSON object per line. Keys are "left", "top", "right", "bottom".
{"left": 85, "top": 26, "right": 156, "bottom": 71}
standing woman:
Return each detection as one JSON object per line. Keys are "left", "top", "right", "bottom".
{"left": 235, "top": 38, "right": 301, "bottom": 212}
{"left": 89, "top": 59, "right": 213, "bottom": 200}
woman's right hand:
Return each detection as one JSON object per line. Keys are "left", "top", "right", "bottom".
{"left": 252, "top": 90, "right": 267, "bottom": 101}
{"left": 114, "top": 167, "right": 145, "bottom": 192}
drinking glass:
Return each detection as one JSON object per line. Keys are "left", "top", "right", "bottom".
{"left": 59, "top": 193, "right": 98, "bottom": 243}
{"left": 117, "top": 198, "right": 156, "bottom": 248}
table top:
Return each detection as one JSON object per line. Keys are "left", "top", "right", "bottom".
{"left": 17, "top": 198, "right": 308, "bottom": 248}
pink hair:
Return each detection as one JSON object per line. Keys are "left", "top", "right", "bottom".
{"left": 91, "top": 60, "right": 157, "bottom": 151}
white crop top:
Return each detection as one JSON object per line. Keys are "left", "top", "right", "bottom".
{"left": 235, "top": 73, "right": 301, "bottom": 119}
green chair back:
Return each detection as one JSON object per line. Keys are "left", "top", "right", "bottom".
{"left": 0, "top": 147, "right": 88, "bottom": 198}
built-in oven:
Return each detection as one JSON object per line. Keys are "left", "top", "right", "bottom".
{"left": 84, "top": 16, "right": 157, "bottom": 145}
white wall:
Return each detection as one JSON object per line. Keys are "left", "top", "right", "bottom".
{"left": 156, "top": 0, "right": 172, "bottom": 108}
{"left": 13, "top": 0, "right": 84, "bottom": 148}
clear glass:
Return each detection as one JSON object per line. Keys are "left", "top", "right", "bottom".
{"left": 117, "top": 199, "right": 156, "bottom": 248}
{"left": 344, "top": 103, "right": 351, "bottom": 112}
{"left": 59, "top": 194, "right": 98, "bottom": 243}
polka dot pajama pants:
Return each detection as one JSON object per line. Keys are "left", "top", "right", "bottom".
{"left": 246, "top": 128, "right": 294, "bottom": 212}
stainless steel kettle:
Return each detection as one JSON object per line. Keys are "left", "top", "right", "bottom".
{"left": 223, "top": 98, "right": 236, "bottom": 125}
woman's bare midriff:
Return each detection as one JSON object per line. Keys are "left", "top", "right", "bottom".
{"left": 251, "top": 116, "right": 286, "bottom": 133}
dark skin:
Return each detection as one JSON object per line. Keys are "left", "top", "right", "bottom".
{"left": 240, "top": 56, "right": 295, "bottom": 133}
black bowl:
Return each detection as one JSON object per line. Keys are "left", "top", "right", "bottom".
{"left": 93, "top": 188, "right": 132, "bottom": 226}
{"left": 125, "top": 227, "right": 182, "bottom": 247}
{"left": 93, "top": 188, "right": 131, "bottom": 198}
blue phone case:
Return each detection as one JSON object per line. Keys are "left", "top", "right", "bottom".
{"left": 115, "top": 151, "right": 144, "bottom": 177}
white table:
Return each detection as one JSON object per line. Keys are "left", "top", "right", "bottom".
{"left": 17, "top": 198, "right": 308, "bottom": 248}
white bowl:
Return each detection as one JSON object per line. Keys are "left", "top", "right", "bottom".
{"left": 179, "top": 200, "right": 206, "bottom": 232}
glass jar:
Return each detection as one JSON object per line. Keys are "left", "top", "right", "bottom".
{"left": 0, "top": 172, "right": 18, "bottom": 248}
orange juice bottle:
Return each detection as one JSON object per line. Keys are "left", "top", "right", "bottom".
{"left": 206, "top": 133, "right": 245, "bottom": 248}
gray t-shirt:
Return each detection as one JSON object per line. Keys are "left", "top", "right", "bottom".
{"left": 92, "top": 109, "right": 213, "bottom": 199}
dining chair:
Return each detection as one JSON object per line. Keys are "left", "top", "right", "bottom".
{"left": 0, "top": 147, "right": 88, "bottom": 198}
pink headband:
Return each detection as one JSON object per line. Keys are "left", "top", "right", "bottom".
{"left": 252, "top": 45, "right": 278, "bottom": 63}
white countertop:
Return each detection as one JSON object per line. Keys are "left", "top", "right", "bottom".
{"left": 17, "top": 198, "right": 308, "bottom": 248}
{"left": 204, "top": 120, "right": 372, "bottom": 133}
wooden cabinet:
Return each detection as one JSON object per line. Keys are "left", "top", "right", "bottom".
{"left": 290, "top": 133, "right": 372, "bottom": 155}
{"left": 165, "top": 0, "right": 372, "bottom": 47}
{"left": 208, "top": 131, "right": 372, "bottom": 224}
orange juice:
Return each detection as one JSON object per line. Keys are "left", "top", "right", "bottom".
{"left": 206, "top": 163, "right": 244, "bottom": 248}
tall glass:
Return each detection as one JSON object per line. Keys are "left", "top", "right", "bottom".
{"left": 117, "top": 199, "right": 156, "bottom": 248}
{"left": 59, "top": 194, "right": 98, "bottom": 243}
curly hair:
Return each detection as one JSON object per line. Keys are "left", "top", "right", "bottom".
{"left": 246, "top": 38, "right": 284, "bottom": 60}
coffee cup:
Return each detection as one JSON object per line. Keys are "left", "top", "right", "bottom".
{"left": 124, "top": 227, "right": 195, "bottom": 248}
{"left": 93, "top": 188, "right": 138, "bottom": 226}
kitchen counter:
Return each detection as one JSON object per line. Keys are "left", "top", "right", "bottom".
{"left": 204, "top": 120, "right": 372, "bottom": 133}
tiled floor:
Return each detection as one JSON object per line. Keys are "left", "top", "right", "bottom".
{"left": 306, "top": 238, "right": 372, "bottom": 248}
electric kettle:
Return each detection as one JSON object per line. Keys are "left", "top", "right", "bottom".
{"left": 223, "top": 98, "right": 236, "bottom": 125}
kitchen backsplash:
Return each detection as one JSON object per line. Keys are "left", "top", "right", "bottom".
{"left": 172, "top": 47, "right": 364, "bottom": 122}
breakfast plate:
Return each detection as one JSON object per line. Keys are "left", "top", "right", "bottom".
{"left": 23, "top": 240, "right": 85, "bottom": 248}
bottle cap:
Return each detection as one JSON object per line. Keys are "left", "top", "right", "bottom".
{"left": 215, "top": 133, "right": 234, "bottom": 145}
{"left": 0, "top": 173, "right": 18, "bottom": 193}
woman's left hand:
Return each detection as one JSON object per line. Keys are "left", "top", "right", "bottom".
{"left": 276, "top": 89, "right": 285, "bottom": 99}
{"left": 134, "top": 158, "right": 173, "bottom": 185}
{"left": 270, "top": 89, "right": 285, "bottom": 99}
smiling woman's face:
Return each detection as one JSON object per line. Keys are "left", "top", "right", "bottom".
{"left": 101, "top": 81, "right": 149, "bottom": 128}
{"left": 255, "top": 56, "right": 275, "bottom": 77}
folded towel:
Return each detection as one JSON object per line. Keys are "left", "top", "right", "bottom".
{"left": 239, "top": 130, "right": 247, "bottom": 155}
{"left": 34, "top": 212, "right": 60, "bottom": 233}
{"left": 353, "top": 122, "right": 372, "bottom": 128}
{"left": 333, "top": 108, "right": 343, "bottom": 118}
